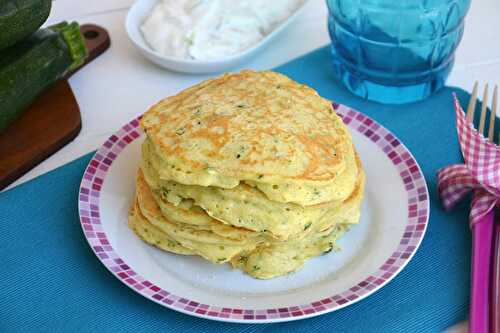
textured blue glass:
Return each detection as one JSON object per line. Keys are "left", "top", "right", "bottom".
{"left": 326, "top": 0, "right": 471, "bottom": 104}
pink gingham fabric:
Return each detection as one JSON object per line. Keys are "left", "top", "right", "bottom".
{"left": 437, "top": 96, "right": 500, "bottom": 227}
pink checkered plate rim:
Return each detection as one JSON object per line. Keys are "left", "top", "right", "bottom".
{"left": 78, "top": 103, "right": 429, "bottom": 323}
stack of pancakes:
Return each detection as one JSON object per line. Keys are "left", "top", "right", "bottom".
{"left": 129, "top": 70, "right": 365, "bottom": 279}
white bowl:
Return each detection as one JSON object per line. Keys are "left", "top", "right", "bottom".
{"left": 125, "top": 0, "right": 309, "bottom": 74}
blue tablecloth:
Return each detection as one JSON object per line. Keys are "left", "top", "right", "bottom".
{"left": 1, "top": 46, "right": 474, "bottom": 332}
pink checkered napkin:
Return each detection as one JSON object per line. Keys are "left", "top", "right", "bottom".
{"left": 437, "top": 96, "right": 500, "bottom": 226}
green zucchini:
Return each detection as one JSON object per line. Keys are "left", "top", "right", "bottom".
{"left": 0, "top": 21, "right": 88, "bottom": 133}
{"left": 0, "top": 0, "right": 52, "bottom": 50}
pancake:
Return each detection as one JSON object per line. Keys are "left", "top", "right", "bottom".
{"left": 231, "top": 224, "right": 349, "bottom": 279}
{"left": 130, "top": 192, "right": 352, "bottom": 279}
{"left": 152, "top": 190, "right": 216, "bottom": 228}
{"left": 141, "top": 70, "right": 357, "bottom": 206}
{"left": 128, "top": 203, "right": 194, "bottom": 255}
{"left": 135, "top": 170, "right": 263, "bottom": 263}
{"left": 142, "top": 142, "right": 364, "bottom": 240}
{"left": 129, "top": 168, "right": 363, "bottom": 276}
{"left": 236, "top": 174, "right": 364, "bottom": 279}
{"left": 147, "top": 173, "right": 264, "bottom": 242}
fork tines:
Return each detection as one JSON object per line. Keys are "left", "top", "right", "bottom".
{"left": 466, "top": 82, "right": 499, "bottom": 144}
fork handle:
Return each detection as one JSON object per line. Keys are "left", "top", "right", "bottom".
{"left": 491, "top": 211, "right": 500, "bottom": 333}
{"left": 469, "top": 210, "right": 494, "bottom": 333}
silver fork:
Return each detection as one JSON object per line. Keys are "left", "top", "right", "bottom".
{"left": 466, "top": 82, "right": 499, "bottom": 333}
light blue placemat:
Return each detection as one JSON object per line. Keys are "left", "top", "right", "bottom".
{"left": 0, "top": 46, "right": 473, "bottom": 332}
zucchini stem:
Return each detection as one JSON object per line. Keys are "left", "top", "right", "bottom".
{"left": 49, "top": 21, "right": 88, "bottom": 71}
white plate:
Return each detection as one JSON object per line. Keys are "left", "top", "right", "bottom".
{"left": 78, "top": 104, "right": 429, "bottom": 323}
{"left": 125, "top": 0, "right": 310, "bottom": 73}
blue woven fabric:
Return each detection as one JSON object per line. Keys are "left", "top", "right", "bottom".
{"left": 1, "top": 46, "right": 473, "bottom": 332}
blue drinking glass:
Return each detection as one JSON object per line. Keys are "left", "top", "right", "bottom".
{"left": 326, "top": 0, "right": 471, "bottom": 104}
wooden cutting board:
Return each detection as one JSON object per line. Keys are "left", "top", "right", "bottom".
{"left": 0, "top": 24, "right": 111, "bottom": 190}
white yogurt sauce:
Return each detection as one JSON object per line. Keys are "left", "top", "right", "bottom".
{"left": 140, "top": 0, "right": 302, "bottom": 60}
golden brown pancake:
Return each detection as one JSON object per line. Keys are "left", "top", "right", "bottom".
{"left": 141, "top": 70, "right": 357, "bottom": 206}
